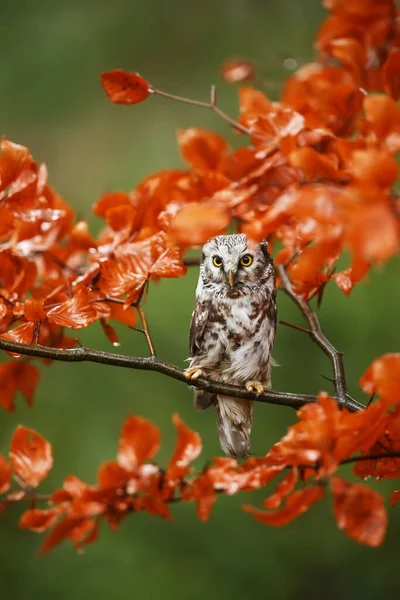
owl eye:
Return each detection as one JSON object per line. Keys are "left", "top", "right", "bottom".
{"left": 212, "top": 256, "right": 223, "bottom": 267}
{"left": 240, "top": 254, "right": 253, "bottom": 267}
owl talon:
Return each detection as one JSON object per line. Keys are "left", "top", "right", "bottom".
{"left": 185, "top": 367, "right": 204, "bottom": 381}
{"left": 246, "top": 380, "right": 265, "bottom": 395}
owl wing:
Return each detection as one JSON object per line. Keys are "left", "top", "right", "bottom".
{"left": 189, "top": 300, "right": 209, "bottom": 357}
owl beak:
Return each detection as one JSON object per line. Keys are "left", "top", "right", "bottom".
{"left": 227, "top": 270, "right": 235, "bottom": 287}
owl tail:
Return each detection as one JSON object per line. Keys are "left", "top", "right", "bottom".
{"left": 216, "top": 397, "right": 254, "bottom": 459}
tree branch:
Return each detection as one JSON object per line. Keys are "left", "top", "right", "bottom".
{"left": 152, "top": 85, "right": 270, "bottom": 143}
{"left": 136, "top": 306, "right": 156, "bottom": 356}
{"left": 0, "top": 338, "right": 364, "bottom": 412}
{"left": 276, "top": 265, "right": 353, "bottom": 407}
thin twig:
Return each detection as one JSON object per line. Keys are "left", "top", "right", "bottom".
{"left": 279, "top": 319, "right": 311, "bottom": 334}
{"left": 183, "top": 257, "right": 201, "bottom": 267}
{"left": 152, "top": 86, "right": 269, "bottom": 142}
{"left": 340, "top": 451, "right": 400, "bottom": 466}
{"left": 276, "top": 265, "right": 353, "bottom": 407}
{"left": 136, "top": 306, "right": 156, "bottom": 356}
{"left": 0, "top": 337, "right": 364, "bottom": 412}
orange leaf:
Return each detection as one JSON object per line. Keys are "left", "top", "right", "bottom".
{"left": 345, "top": 201, "right": 399, "bottom": 263}
{"left": 109, "top": 302, "right": 137, "bottom": 327}
{"left": 40, "top": 516, "right": 85, "bottom": 554}
{"left": 221, "top": 58, "right": 255, "bottom": 83}
{"left": 10, "top": 425, "right": 53, "bottom": 487}
{"left": 391, "top": 490, "right": 400, "bottom": 508}
{"left": 262, "top": 468, "right": 298, "bottom": 510}
{"left": 0, "top": 322, "right": 36, "bottom": 352}
{"left": 331, "top": 477, "right": 387, "bottom": 547}
{"left": 0, "top": 455, "right": 12, "bottom": 494}
{"left": 24, "top": 298, "right": 46, "bottom": 323}
{"left": 243, "top": 486, "right": 325, "bottom": 526}
{"left": 150, "top": 246, "right": 187, "bottom": 279}
{"left": 47, "top": 287, "right": 98, "bottom": 329}
{"left": 93, "top": 191, "right": 133, "bottom": 218}
{"left": 181, "top": 474, "right": 217, "bottom": 522}
{"left": 99, "top": 258, "right": 148, "bottom": 298}
{"left": 0, "top": 361, "right": 40, "bottom": 411}
{"left": 101, "top": 70, "right": 151, "bottom": 104}
{"left": 288, "top": 147, "right": 338, "bottom": 181}
{"left": 97, "top": 461, "right": 129, "bottom": 489}
{"left": 169, "top": 203, "right": 230, "bottom": 247}
{"left": 0, "top": 139, "right": 31, "bottom": 191}
{"left": 360, "top": 353, "right": 400, "bottom": 406}
{"left": 363, "top": 95, "right": 400, "bottom": 154}
{"left": 100, "top": 319, "right": 119, "bottom": 346}
{"left": 177, "top": 128, "right": 229, "bottom": 171}
{"left": 349, "top": 149, "right": 398, "bottom": 188}
{"left": 332, "top": 258, "right": 370, "bottom": 295}
{"left": 19, "top": 507, "right": 60, "bottom": 532}
{"left": 117, "top": 415, "right": 161, "bottom": 470}
{"left": 167, "top": 414, "right": 202, "bottom": 481}
{"left": 383, "top": 49, "right": 400, "bottom": 100}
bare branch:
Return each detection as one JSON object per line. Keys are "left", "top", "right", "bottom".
{"left": 0, "top": 337, "right": 364, "bottom": 412}
{"left": 151, "top": 86, "right": 270, "bottom": 142}
{"left": 184, "top": 257, "right": 201, "bottom": 267}
{"left": 136, "top": 306, "right": 156, "bottom": 356}
{"left": 276, "top": 265, "right": 353, "bottom": 407}
{"left": 340, "top": 452, "right": 400, "bottom": 466}
{"left": 279, "top": 319, "right": 311, "bottom": 334}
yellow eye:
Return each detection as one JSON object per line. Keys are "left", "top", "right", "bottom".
{"left": 240, "top": 254, "right": 253, "bottom": 267}
{"left": 212, "top": 256, "right": 223, "bottom": 267}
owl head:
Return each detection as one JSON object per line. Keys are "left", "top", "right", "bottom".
{"left": 199, "top": 234, "right": 274, "bottom": 292}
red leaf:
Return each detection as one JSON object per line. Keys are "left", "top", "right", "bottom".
{"left": 391, "top": 490, "right": 400, "bottom": 508}
{"left": 181, "top": 474, "right": 217, "bottom": 522}
{"left": 383, "top": 49, "right": 400, "bottom": 100}
{"left": 177, "top": 128, "right": 229, "bottom": 171}
{"left": 101, "top": 70, "right": 151, "bottom": 105}
{"left": 0, "top": 361, "right": 40, "bottom": 411}
{"left": 100, "top": 319, "right": 119, "bottom": 346}
{"left": 0, "top": 139, "right": 31, "bottom": 191}
{"left": 167, "top": 413, "right": 202, "bottom": 481}
{"left": 262, "top": 468, "right": 298, "bottom": 510}
{"left": 40, "top": 516, "right": 85, "bottom": 554}
{"left": 0, "top": 455, "right": 12, "bottom": 494}
{"left": 99, "top": 258, "right": 148, "bottom": 298}
{"left": 360, "top": 354, "right": 400, "bottom": 406}
{"left": 93, "top": 191, "right": 133, "bottom": 218}
{"left": 150, "top": 246, "right": 187, "bottom": 279}
{"left": 243, "top": 486, "right": 325, "bottom": 526}
{"left": 110, "top": 302, "right": 137, "bottom": 327}
{"left": 47, "top": 287, "right": 98, "bottom": 329}
{"left": 117, "top": 415, "right": 160, "bottom": 470}
{"left": 345, "top": 201, "right": 399, "bottom": 263}
{"left": 331, "top": 477, "right": 387, "bottom": 547}
{"left": 363, "top": 95, "right": 400, "bottom": 154}
{"left": 332, "top": 258, "right": 370, "bottom": 295}
{"left": 19, "top": 507, "right": 60, "bottom": 532}
{"left": 24, "top": 298, "right": 46, "bottom": 323}
{"left": 169, "top": 203, "right": 230, "bottom": 247}
{"left": 221, "top": 58, "right": 255, "bottom": 83}
{"left": 97, "top": 461, "right": 129, "bottom": 489}
{"left": 10, "top": 426, "right": 53, "bottom": 487}
{"left": 0, "top": 322, "right": 36, "bottom": 353}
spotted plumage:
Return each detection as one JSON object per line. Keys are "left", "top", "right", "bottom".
{"left": 186, "top": 234, "right": 277, "bottom": 458}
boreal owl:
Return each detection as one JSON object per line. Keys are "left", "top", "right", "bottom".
{"left": 185, "top": 234, "right": 277, "bottom": 459}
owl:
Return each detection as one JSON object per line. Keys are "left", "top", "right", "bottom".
{"left": 185, "top": 233, "right": 277, "bottom": 459}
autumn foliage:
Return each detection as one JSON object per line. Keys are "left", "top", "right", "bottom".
{"left": 1, "top": 0, "right": 400, "bottom": 552}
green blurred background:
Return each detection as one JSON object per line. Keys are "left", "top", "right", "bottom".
{"left": 1, "top": 0, "right": 399, "bottom": 598}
